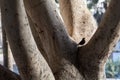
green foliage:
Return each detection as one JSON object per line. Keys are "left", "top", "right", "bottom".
{"left": 105, "top": 59, "right": 120, "bottom": 78}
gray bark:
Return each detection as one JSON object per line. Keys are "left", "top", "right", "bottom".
{"left": 78, "top": 0, "right": 120, "bottom": 79}
{"left": 0, "top": 0, "right": 120, "bottom": 80}
{"left": 23, "top": 0, "right": 82, "bottom": 79}
{"left": 2, "top": 28, "right": 13, "bottom": 70}
{"left": 24, "top": 0, "right": 120, "bottom": 80}
{"left": 1, "top": 0, "right": 55, "bottom": 80}
{"left": 59, "top": 0, "right": 97, "bottom": 44}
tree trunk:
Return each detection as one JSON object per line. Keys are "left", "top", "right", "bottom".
{"left": 0, "top": 0, "right": 120, "bottom": 80}
{"left": 1, "top": 0, "right": 55, "bottom": 80}
{"left": 2, "top": 28, "right": 13, "bottom": 70}
{"left": 23, "top": 0, "right": 82, "bottom": 80}
{"left": 78, "top": 0, "right": 120, "bottom": 79}
{"left": 24, "top": 0, "right": 120, "bottom": 79}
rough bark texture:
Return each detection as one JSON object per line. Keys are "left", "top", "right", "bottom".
{"left": 59, "top": 0, "right": 97, "bottom": 44}
{"left": 23, "top": 0, "right": 84, "bottom": 80}
{"left": 1, "top": 0, "right": 55, "bottom": 80}
{"left": 28, "top": 15, "right": 48, "bottom": 60}
{"left": 0, "top": 0, "right": 120, "bottom": 80}
{"left": 2, "top": 28, "right": 13, "bottom": 70}
{"left": 78, "top": 0, "right": 120, "bottom": 80}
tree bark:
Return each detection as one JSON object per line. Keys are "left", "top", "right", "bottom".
{"left": 23, "top": 0, "right": 82, "bottom": 79}
{"left": 1, "top": 0, "right": 55, "bottom": 80}
{"left": 78, "top": 0, "right": 120, "bottom": 79}
{"left": 0, "top": 64, "right": 21, "bottom": 80}
{"left": 0, "top": 0, "right": 120, "bottom": 80}
{"left": 59, "top": 0, "right": 97, "bottom": 43}
{"left": 28, "top": 15, "right": 48, "bottom": 61}
{"left": 23, "top": 0, "right": 120, "bottom": 80}
{"left": 2, "top": 28, "right": 13, "bottom": 70}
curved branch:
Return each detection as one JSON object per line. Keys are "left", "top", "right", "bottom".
{"left": 0, "top": 65, "right": 21, "bottom": 80}
{"left": 59, "top": 0, "right": 97, "bottom": 43}
{"left": 80, "top": 0, "right": 120, "bottom": 61}
{"left": 78, "top": 0, "right": 120, "bottom": 79}
{"left": 1, "top": 0, "right": 55, "bottom": 80}
{"left": 24, "top": 0, "right": 78, "bottom": 71}
{"left": 28, "top": 15, "right": 49, "bottom": 62}
{"left": 23, "top": 0, "right": 82, "bottom": 79}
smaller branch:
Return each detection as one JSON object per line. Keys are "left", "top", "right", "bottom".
{"left": 1, "top": 0, "right": 55, "bottom": 79}
{"left": 24, "top": 0, "right": 81, "bottom": 79}
{"left": 80, "top": 0, "right": 120, "bottom": 61}
{"left": 28, "top": 15, "right": 49, "bottom": 62}
{"left": 59, "top": 0, "right": 73, "bottom": 36}
{"left": 0, "top": 64, "right": 21, "bottom": 80}
{"left": 59, "top": 0, "right": 97, "bottom": 43}
{"left": 24, "top": 0, "right": 78, "bottom": 72}
{"left": 2, "top": 28, "right": 13, "bottom": 70}
{"left": 78, "top": 0, "right": 120, "bottom": 79}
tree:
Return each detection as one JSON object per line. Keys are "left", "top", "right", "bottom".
{"left": 0, "top": 0, "right": 120, "bottom": 80}
{"left": 2, "top": 27, "right": 14, "bottom": 71}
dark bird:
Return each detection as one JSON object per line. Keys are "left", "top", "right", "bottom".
{"left": 78, "top": 38, "right": 85, "bottom": 45}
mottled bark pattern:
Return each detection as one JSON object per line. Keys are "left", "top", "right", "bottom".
{"left": 0, "top": 0, "right": 120, "bottom": 80}
{"left": 2, "top": 29, "right": 13, "bottom": 70}
{"left": 1, "top": 0, "right": 55, "bottom": 80}
{"left": 59, "top": 0, "right": 97, "bottom": 44}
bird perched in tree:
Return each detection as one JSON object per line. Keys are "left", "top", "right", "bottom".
{"left": 78, "top": 38, "right": 85, "bottom": 45}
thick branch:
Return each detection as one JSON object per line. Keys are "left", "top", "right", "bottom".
{"left": 0, "top": 65, "right": 21, "bottom": 80}
{"left": 24, "top": 0, "right": 78, "bottom": 71}
{"left": 59, "top": 0, "right": 97, "bottom": 43}
{"left": 80, "top": 0, "right": 120, "bottom": 61}
{"left": 1, "top": 0, "right": 55, "bottom": 80}
{"left": 23, "top": 0, "right": 81, "bottom": 79}
{"left": 28, "top": 15, "right": 49, "bottom": 62}
{"left": 78, "top": 0, "right": 120, "bottom": 79}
